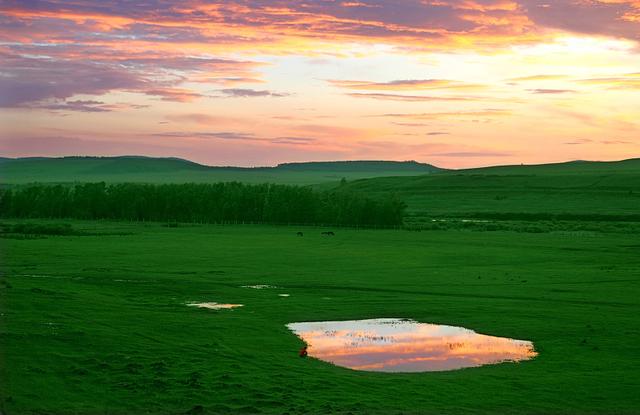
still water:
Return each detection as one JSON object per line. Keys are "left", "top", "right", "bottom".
{"left": 187, "top": 302, "right": 243, "bottom": 310}
{"left": 287, "top": 318, "right": 537, "bottom": 372}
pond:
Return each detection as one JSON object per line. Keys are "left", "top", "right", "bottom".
{"left": 287, "top": 318, "right": 537, "bottom": 372}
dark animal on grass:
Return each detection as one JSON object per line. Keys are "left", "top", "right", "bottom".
{"left": 321, "top": 231, "right": 335, "bottom": 236}
{"left": 296, "top": 232, "right": 304, "bottom": 237}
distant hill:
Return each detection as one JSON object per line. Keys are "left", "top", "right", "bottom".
{"left": 341, "top": 158, "right": 640, "bottom": 217}
{"left": 277, "top": 160, "right": 440, "bottom": 173}
{"left": 457, "top": 158, "right": 640, "bottom": 175}
{"left": 0, "top": 156, "right": 442, "bottom": 185}
{"left": 2, "top": 155, "right": 639, "bottom": 217}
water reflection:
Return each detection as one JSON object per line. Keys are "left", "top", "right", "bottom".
{"left": 287, "top": 318, "right": 537, "bottom": 372}
{"left": 187, "top": 302, "right": 243, "bottom": 310}
{"left": 241, "top": 285, "right": 276, "bottom": 289}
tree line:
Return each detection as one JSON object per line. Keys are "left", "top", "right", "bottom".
{"left": 0, "top": 182, "right": 406, "bottom": 227}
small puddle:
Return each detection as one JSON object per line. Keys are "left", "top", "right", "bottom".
{"left": 242, "top": 285, "right": 276, "bottom": 289}
{"left": 287, "top": 318, "right": 537, "bottom": 372}
{"left": 187, "top": 302, "right": 243, "bottom": 310}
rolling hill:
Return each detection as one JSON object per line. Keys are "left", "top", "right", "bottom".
{"left": 341, "top": 158, "right": 640, "bottom": 217}
{"left": 2, "top": 155, "right": 639, "bottom": 218}
{"left": 0, "top": 156, "right": 442, "bottom": 185}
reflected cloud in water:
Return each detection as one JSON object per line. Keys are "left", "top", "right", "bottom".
{"left": 287, "top": 318, "right": 537, "bottom": 372}
{"left": 188, "top": 302, "right": 243, "bottom": 310}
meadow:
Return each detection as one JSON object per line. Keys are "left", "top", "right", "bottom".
{"left": 343, "top": 158, "right": 640, "bottom": 218}
{"left": 1, "top": 157, "right": 639, "bottom": 414}
{"left": 1, "top": 220, "right": 639, "bottom": 414}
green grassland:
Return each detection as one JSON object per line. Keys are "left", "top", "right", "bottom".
{"left": 1, "top": 157, "right": 640, "bottom": 414}
{"left": 1, "top": 221, "right": 640, "bottom": 414}
{"left": 0, "top": 157, "right": 441, "bottom": 185}
{"left": 342, "top": 158, "right": 640, "bottom": 218}
{"left": 4, "top": 156, "right": 638, "bottom": 221}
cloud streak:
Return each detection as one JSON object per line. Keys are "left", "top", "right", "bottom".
{"left": 508, "top": 74, "right": 569, "bottom": 82}
{"left": 577, "top": 73, "right": 640, "bottom": 90}
{"left": 152, "top": 131, "right": 316, "bottom": 145}
{"left": 528, "top": 89, "right": 576, "bottom": 94}
{"left": 217, "top": 88, "right": 290, "bottom": 98}
{"left": 376, "top": 109, "right": 512, "bottom": 120}
{"left": 330, "top": 79, "right": 485, "bottom": 91}
{"left": 345, "top": 93, "right": 483, "bottom": 102}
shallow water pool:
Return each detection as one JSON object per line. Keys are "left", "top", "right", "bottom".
{"left": 287, "top": 318, "right": 537, "bottom": 372}
{"left": 187, "top": 302, "right": 243, "bottom": 310}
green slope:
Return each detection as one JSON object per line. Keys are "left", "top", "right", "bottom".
{"left": 3, "top": 155, "right": 639, "bottom": 217}
{"left": 459, "top": 158, "right": 640, "bottom": 175}
{"left": 0, "top": 156, "right": 441, "bottom": 185}
{"left": 342, "top": 158, "right": 640, "bottom": 217}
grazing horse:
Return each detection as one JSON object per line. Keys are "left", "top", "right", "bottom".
{"left": 296, "top": 232, "right": 304, "bottom": 237}
{"left": 321, "top": 231, "right": 335, "bottom": 236}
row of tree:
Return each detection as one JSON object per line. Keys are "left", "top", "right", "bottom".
{"left": 0, "top": 182, "right": 406, "bottom": 227}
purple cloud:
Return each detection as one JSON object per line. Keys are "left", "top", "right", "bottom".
{"left": 520, "top": 0, "right": 640, "bottom": 41}
{"left": 0, "top": 47, "right": 262, "bottom": 108}
{"left": 564, "top": 138, "right": 593, "bottom": 145}
{"left": 153, "top": 131, "right": 260, "bottom": 141}
{"left": 218, "top": 88, "right": 290, "bottom": 98}
{"left": 270, "top": 136, "right": 316, "bottom": 145}
{"left": 0, "top": 55, "right": 143, "bottom": 107}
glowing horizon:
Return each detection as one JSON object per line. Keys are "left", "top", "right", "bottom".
{"left": 1, "top": 1, "right": 639, "bottom": 168}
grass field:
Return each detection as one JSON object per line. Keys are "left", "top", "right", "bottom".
{"left": 343, "top": 158, "right": 640, "bottom": 218}
{"left": 1, "top": 157, "right": 639, "bottom": 414}
{"left": 2, "top": 220, "right": 639, "bottom": 414}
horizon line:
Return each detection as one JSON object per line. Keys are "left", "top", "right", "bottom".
{"left": 1, "top": 154, "right": 639, "bottom": 171}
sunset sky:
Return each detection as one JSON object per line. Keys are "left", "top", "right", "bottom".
{"left": 1, "top": 1, "right": 639, "bottom": 168}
